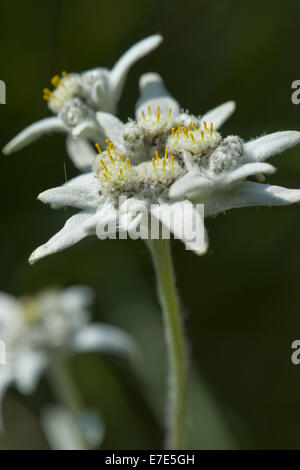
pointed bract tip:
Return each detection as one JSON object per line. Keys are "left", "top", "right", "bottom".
{"left": 28, "top": 253, "right": 37, "bottom": 265}
{"left": 2, "top": 143, "right": 12, "bottom": 155}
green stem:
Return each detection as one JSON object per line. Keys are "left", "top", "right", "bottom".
{"left": 149, "top": 238, "right": 188, "bottom": 449}
{"left": 47, "top": 357, "right": 88, "bottom": 449}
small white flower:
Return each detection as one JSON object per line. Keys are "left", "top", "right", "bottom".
{"left": 2, "top": 35, "right": 163, "bottom": 171}
{"left": 0, "top": 286, "right": 135, "bottom": 429}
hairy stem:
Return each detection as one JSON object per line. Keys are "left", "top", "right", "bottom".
{"left": 149, "top": 238, "right": 188, "bottom": 449}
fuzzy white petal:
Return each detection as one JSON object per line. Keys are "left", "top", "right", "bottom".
{"left": 71, "top": 120, "right": 103, "bottom": 141}
{"left": 38, "top": 173, "right": 100, "bottom": 211}
{"left": 29, "top": 211, "right": 97, "bottom": 264}
{"left": 221, "top": 162, "right": 276, "bottom": 186}
{"left": 2, "top": 117, "right": 65, "bottom": 155}
{"left": 66, "top": 136, "right": 96, "bottom": 172}
{"left": 95, "top": 111, "right": 125, "bottom": 151}
{"left": 244, "top": 131, "right": 300, "bottom": 162}
{"left": 71, "top": 323, "right": 136, "bottom": 358}
{"left": 151, "top": 201, "right": 208, "bottom": 255}
{"left": 15, "top": 351, "right": 48, "bottom": 394}
{"left": 169, "top": 163, "right": 275, "bottom": 201}
{"left": 135, "top": 72, "right": 180, "bottom": 118}
{"left": 0, "top": 292, "right": 21, "bottom": 322}
{"left": 110, "top": 35, "right": 163, "bottom": 106}
{"left": 200, "top": 101, "right": 236, "bottom": 130}
{"left": 205, "top": 181, "right": 300, "bottom": 217}
{"left": 59, "top": 286, "right": 94, "bottom": 311}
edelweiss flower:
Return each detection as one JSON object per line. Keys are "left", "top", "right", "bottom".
{"left": 29, "top": 77, "right": 300, "bottom": 262}
{"left": 28, "top": 76, "right": 238, "bottom": 262}
{"left": 2, "top": 35, "right": 162, "bottom": 171}
{"left": 0, "top": 286, "right": 135, "bottom": 429}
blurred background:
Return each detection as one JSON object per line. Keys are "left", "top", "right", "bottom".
{"left": 0, "top": 0, "right": 300, "bottom": 450}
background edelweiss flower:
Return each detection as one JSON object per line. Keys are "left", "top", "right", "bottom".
{"left": 0, "top": 286, "right": 135, "bottom": 431}
{"left": 2, "top": 35, "right": 162, "bottom": 171}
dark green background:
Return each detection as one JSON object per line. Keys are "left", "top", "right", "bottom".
{"left": 1, "top": 0, "right": 300, "bottom": 449}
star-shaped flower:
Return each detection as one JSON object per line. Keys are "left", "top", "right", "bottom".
{"left": 28, "top": 79, "right": 300, "bottom": 262}
{"left": 0, "top": 286, "right": 135, "bottom": 429}
{"left": 2, "top": 35, "right": 162, "bottom": 171}
{"left": 27, "top": 77, "right": 241, "bottom": 262}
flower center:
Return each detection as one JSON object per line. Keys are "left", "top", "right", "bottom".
{"left": 166, "top": 120, "right": 221, "bottom": 162}
{"left": 93, "top": 140, "right": 184, "bottom": 198}
{"left": 139, "top": 105, "right": 175, "bottom": 139}
{"left": 43, "top": 71, "right": 82, "bottom": 113}
{"left": 136, "top": 148, "right": 184, "bottom": 190}
{"left": 93, "top": 141, "right": 137, "bottom": 196}
{"left": 22, "top": 297, "right": 41, "bottom": 324}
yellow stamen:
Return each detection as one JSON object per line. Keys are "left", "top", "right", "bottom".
{"left": 95, "top": 143, "right": 102, "bottom": 154}
{"left": 192, "top": 122, "right": 197, "bottom": 131}
{"left": 102, "top": 172, "right": 109, "bottom": 180}
{"left": 141, "top": 110, "right": 145, "bottom": 119}
{"left": 105, "top": 139, "right": 110, "bottom": 144}
{"left": 43, "top": 88, "right": 52, "bottom": 96}
{"left": 51, "top": 75, "right": 62, "bottom": 88}
{"left": 42, "top": 88, "right": 61, "bottom": 102}
{"left": 176, "top": 128, "right": 180, "bottom": 138}
{"left": 100, "top": 159, "right": 108, "bottom": 172}
{"left": 155, "top": 150, "right": 159, "bottom": 162}
{"left": 164, "top": 148, "right": 168, "bottom": 159}
{"left": 203, "top": 120, "right": 207, "bottom": 130}
{"left": 61, "top": 71, "right": 68, "bottom": 78}
{"left": 163, "top": 158, "right": 166, "bottom": 168}
{"left": 168, "top": 108, "right": 172, "bottom": 118}
{"left": 109, "top": 154, "right": 115, "bottom": 164}
{"left": 171, "top": 155, "right": 175, "bottom": 166}
{"left": 210, "top": 122, "right": 213, "bottom": 136}
{"left": 126, "top": 157, "right": 130, "bottom": 169}
{"left": 157, "top": 105, "right": 160, "bottom": 122}
{"left": 187, "top": 123, "right": 191, "bottom": 132}
{"left": 178, "top": 122, "right": 181, "bottom": 131}
{"left": 183, "top": 128, "right": 189, "bottom": 138}
{"left": 148, "top": 105, "right": 152, "bottom": 115}
{"left": 110, "top": 142, "right": 116, "bottom": 152}
{"left": 152, "top": 157, "right": 156, "bottom": 167}
{"left": 119, "top": 167, "right": 123, "bottom": 177}
{"left": 190, "top": 133, "right": 195, "bottom": 142}
{"left": 172, "top": 128, "right": 175, "bottom": 137}
{"left": 201, "top": 130, "right": 204, "bottom": 141}
{"left": 119, "top": 153, "right": 124, "bottom": 163}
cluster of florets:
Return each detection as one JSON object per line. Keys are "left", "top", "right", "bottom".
{"left": 136, "top": 149, "right": 184, "bottom": 196}
{"left": 92, "top": 106, "right": 246, "bottom": 199}
{"left": 166, "top": 120, "right": 221, "bottom": 165}
{"left": 42, "top": 69, "right": 110, "bottom": 129}
{"left": 93, "top": 139, "right": 184, "bottom": 199}
{"left": 93, "top": 141, "right": 137, "bottom": 197}
{"left": 20, "top": 289, "right": 89, "bottom": 349}
{"left": 208, "top": 135, "right": 244, "bottom": 174}
{"left": 121, "top": 106, "right": 176, "bottom": 161}
{"left": 43, "top": 71, "right": 84, "bottom": 114}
